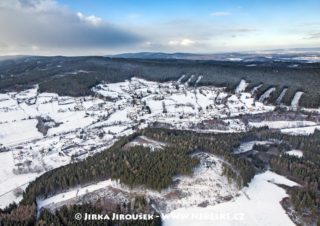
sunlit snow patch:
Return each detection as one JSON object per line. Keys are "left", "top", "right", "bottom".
{"left": 276, "top": 88, "right": 287, "bottom": 105}
{"left": 281, "top": 126, "right": 320, "bottom": 135}
{"left": 259, "top": 87, "right": 276, "bottom": 102}
{"left": 234, "top": 140, "right": 275, "bottom": 154}
{"left": 235, "top": 80, "right": 248, "bottom": 94}
{"left": 285, "top": 150, "right": 303, "bottom": 158}
{"left": 177, "top": 75, "right": 186, "bottom": 84}
{"left": 123, "top": 136, "right": 166, "bottom": 151}
{"left": 195, "top": 75, "right": 203, "bottom": 86}
{"left": 248, "top": 120, "right": 317, "bottom": 129}
{"left": 291, "top": 91, "right": 304, "bottom": 108}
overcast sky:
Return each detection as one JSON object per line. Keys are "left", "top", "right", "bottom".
{"left": 0, "top": 0, "right": 319, "bottom": 55}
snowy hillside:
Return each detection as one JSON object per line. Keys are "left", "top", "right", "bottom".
{"left": 0, "top": 76, "right": 319, "bottom": 225}
{"left": 37, "top": 152, "right": 239, "bottom": 215}
{"left": 163, "top": 171, "right": 298, "bottom": 226}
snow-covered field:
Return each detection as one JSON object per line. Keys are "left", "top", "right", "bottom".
{"left": 0, "top": 151, "right": 40, "bottom": 208}
{"left": 0, "top": 119, "right": 43, "bottom": 146}
{"left": 248, "top": 120, "right": 317, "bottom": 129}
{"left": 163, "top": 171, "right": 298, "bottom": 226}
{"left": 124, "top": 135, "right": 167, "bottom": 151}
{"left": 248, "top": 119, "right": 320, "bottom": 135}
{"left": 281, "top": 125, "right": 320, "bottom": 135}
{"left": 285, "top": 150, "right": 303, "bottom": 158}
{"left": 234, "top": 140, "right": 276, "bottom": 154}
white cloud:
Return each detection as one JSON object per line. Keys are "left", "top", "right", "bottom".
{"left": 210, "top": 12, "right": 231, "bottom": 17}
{"left": 0, "top": 0, "right": 143, "bottom": 55}
{"left": 168, "top": 38, "right": 195, "bottom": 46}
{"left": 31, "top": 45, "right": 40, "bottom": 51}
{"left": 77, "top": 12, "right": 103, "bottom": 26}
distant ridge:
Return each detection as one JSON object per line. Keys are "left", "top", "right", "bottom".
{"left": 110, "top": 48, "right": 320, "bottom": 62}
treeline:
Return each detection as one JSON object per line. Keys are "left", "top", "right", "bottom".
{"left": 258, "top": 130, "right": 320, "bottom": 186}
{"left": 1, "top": 56, "right": 320, "bottom": 107}
{"left": 0, "top": 203, "right": 36, "bottom": 226}
{"left": 270, "top": 155, "right": 320, "bottom": 225}
{"left": 252, "top": 130, "right": 320, "bottom": 225}
{"left": 287, "top": 187, "right": 319, "bottom": 226}
{"left": 21, "top": 133, "right": 199, "bottom": 205}
{"left": 141, "top": 128, "right": 256, "bottom": 188}
{"left": 21, "top": 128, "right": 257, "bottom": 206}
{"left": 0, "top": 130, "right": 199, "bottom": 225}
